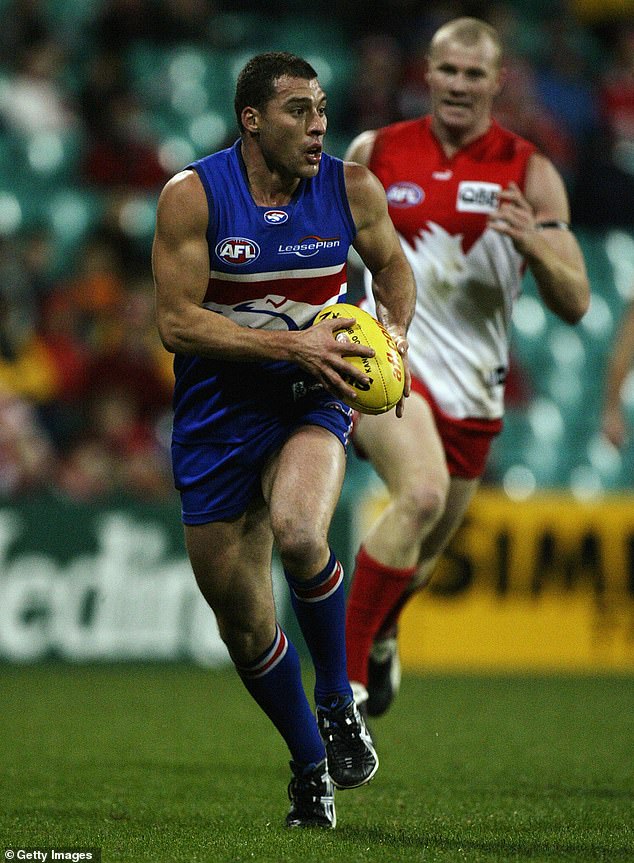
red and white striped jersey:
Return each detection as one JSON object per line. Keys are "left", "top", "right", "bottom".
{"left": 363, "top": 116, "right": 536, "bottom": 419}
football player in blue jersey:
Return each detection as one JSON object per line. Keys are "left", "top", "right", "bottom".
{"left": 153, "top": 51, "right": 415, "bottom": 828}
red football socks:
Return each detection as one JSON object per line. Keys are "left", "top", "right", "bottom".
{"left": 345, "top": 545, "right": 416, "bottom": 687}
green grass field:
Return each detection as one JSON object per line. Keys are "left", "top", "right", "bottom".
{"left": 1, "top": 665, "right": 633, "bottom": 863}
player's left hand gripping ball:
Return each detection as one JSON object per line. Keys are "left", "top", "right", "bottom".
{"left": 314, "top": 302, "right": 405, "bottom": 414}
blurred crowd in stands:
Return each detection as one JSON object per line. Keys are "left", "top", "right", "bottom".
{"left": 0, "top": 0, "right": 631, "bottom": 501}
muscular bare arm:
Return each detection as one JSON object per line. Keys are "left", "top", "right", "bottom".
{"left": 152, "top": 169, "right": 374, "bottom": 403}
{"left": 489, "top": 153, "right": 590, "bottom": 324}
{"left": 343, "top": 159, "right": 416, "bottom": 411}
{"left": 345, "top": 162, "right": 415, "bottom": 336}
{"left": 344, "top": 133, "right": 416, "bottom": 411}
{"left": 346, "top": 131, "right": 414, "bottom": 335}
{"left": 602, "top": 298, "right": 634, "bottom": 447}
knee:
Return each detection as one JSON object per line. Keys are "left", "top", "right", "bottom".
{"left": 398, "top": 474, "right": 449, "bottom": 533}
{"left": 274, "top": 522, "right": 326, "bottom": 576}
{"left": 191, "top": 571, "right": 275, "bottom": 665}
{"left": 217, "top": 612, "right": 275, "bottom": 667}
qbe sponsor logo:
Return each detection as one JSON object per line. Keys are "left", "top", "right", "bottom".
{"left": 263, "top": 209, "right": 289, "bottom": 224}
{"left": 456, "top": 181, "right": 501, "bottom": 213}
{"left": 278, "top": 235, "right": 341, "bottom": 258}
{"left": 386, "top": 182, "right": 424, "bottom": 208}
{"left": 215, "top": 237, "right": 260, "bottom": 265}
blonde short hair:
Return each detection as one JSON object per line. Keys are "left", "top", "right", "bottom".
{"left": 429, "top": 17, "right": 503, "bottom": 68}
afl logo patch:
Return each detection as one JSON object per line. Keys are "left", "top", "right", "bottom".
{"left": 215, "top": 237, "right": 260, "bottom": 265}
{"left": 386, "top": 182, "right": 424, "bottom": 208}
{"left": 264, "top": 209, "right": 288, "bottom": 224}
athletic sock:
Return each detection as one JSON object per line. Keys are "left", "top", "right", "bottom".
{"left": 236, "top": 623, "right": 325, "bottom": 766}
{"left": 376, "top": 589, "right": 413, "bottom": 640}
{"left": 345, "top": 545, "right": 416, "bottom": 687}
{"left": 285, "top": 549, "right": 351, "bottom": 707}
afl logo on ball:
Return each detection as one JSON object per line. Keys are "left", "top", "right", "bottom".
{"left": 386, "top": 182, "right": 424, "bottom": 208}
{"left": 264, "top": 209, "right": 288, "bottom": 224}
{"left": 215, "top": 237, "right": 260, "bottom": 265}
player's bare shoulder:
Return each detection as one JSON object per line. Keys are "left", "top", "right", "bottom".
{"left": 343, "top": 159, "right": 388, "bottom": 232}
{"left": 524, "top": 151, "right": 570, "bottom": 219}
{"left": 156, "top": 169, "right": 208, "bottom": 238}
{"left": 344, "top": 129, "right": 378, "bottom": 165}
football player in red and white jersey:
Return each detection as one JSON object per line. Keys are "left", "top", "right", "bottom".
{"left": 345, "top": 17, "right": 590, "bottom": 717}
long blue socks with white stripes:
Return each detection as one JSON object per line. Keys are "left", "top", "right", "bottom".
{"left": 236, "top": 624, "right": 325, "bottom": 767}
{"left": 285, "top": 549, "right": 352, "bottom": 707}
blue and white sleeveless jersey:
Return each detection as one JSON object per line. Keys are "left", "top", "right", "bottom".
{"left": 172, "top": 140, "right": 356, "bottom": 444}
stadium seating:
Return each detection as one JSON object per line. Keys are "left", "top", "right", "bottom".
{"left": 490, "top": 228, "right": 634, "bottom": 493}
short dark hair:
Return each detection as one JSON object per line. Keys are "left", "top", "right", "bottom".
{"left": 234, "top": 51, "right": 318, "bottom": 133}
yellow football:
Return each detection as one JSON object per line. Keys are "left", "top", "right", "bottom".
{"left": 313, "top": 302, "right": 404, "bottom": 414}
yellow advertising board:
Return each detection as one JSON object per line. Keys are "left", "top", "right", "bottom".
{"left": 359, "top": 488, "right": 634, "bottom": 672}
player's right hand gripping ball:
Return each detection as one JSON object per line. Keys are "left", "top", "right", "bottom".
{"left": 314, "top": 302, "right": 405, "bottom": 414}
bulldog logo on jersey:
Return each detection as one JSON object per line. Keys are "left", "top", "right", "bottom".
{"left": 264, "top": 210, "right": 289, "bottom": 224}
{"left": 456, "top": 181, "right": 501, "bottom": 213}
{"left": 215, "top": 237, "right": 261, "bottom": 265}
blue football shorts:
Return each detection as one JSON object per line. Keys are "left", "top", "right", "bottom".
{"left": 172, "top": 381, "right": 353, "bottom": 525}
